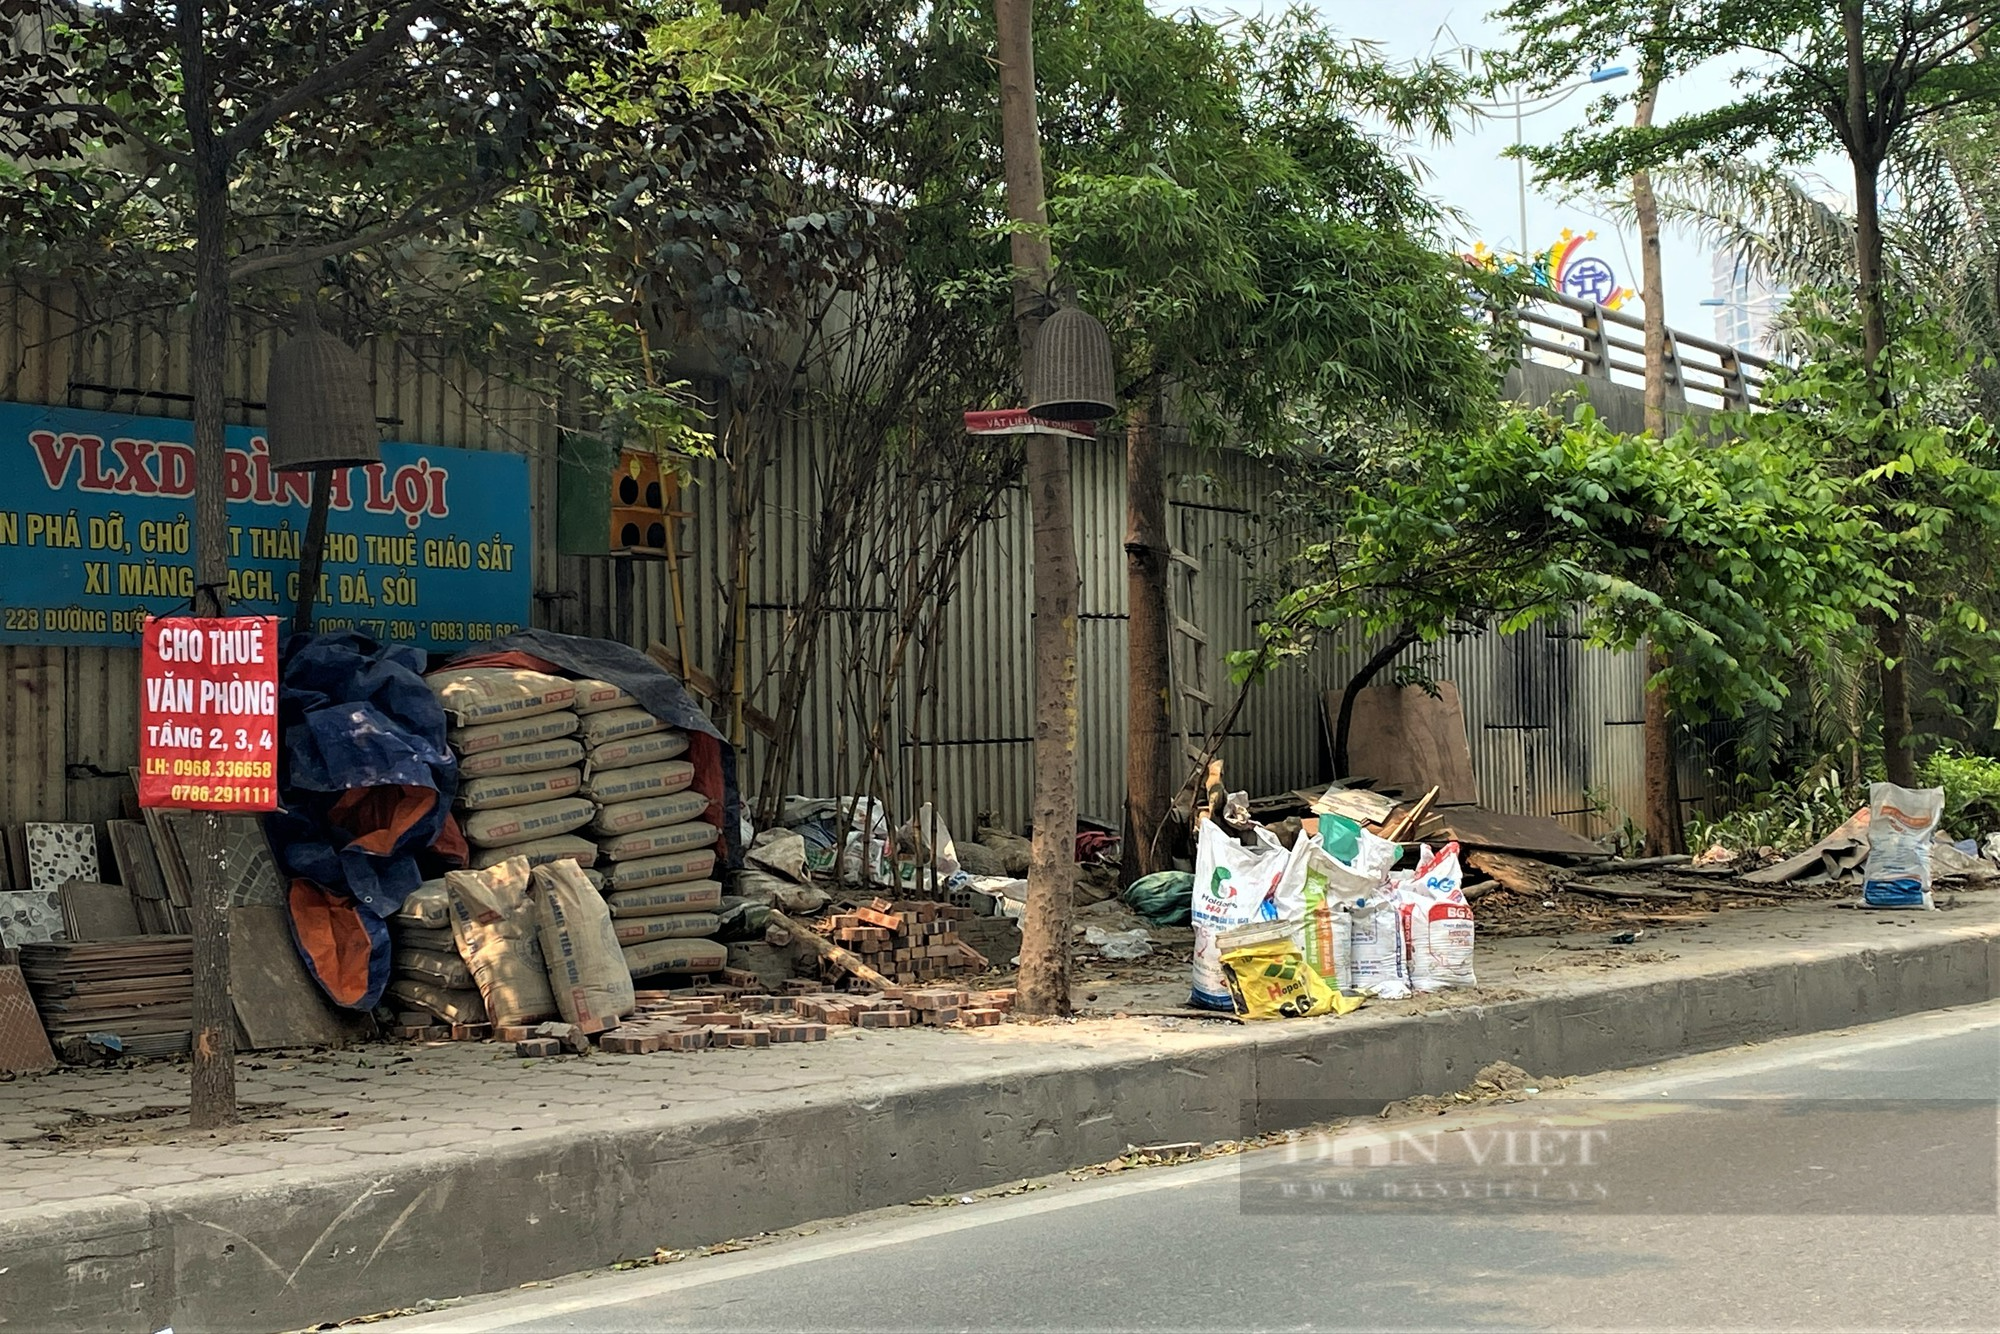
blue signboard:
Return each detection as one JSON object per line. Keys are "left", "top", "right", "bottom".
{"left": 0, "top": 401, "right": 531, "bottom": 651}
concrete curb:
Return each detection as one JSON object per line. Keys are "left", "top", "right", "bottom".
{"left": 6, "top": 920, "right": 1996, "bottom": 1332}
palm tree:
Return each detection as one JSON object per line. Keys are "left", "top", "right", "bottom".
{"left": 1649, "top": 107, "right": 2000, "bottom": 414}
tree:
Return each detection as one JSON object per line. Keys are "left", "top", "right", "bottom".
{"left": 0, "top": 0, "right": 771, "bottom": 1123}
{"left": 1508, "top": 0, "right": 2000, "bottom": 785}
{"left": 1039, "top": 6, "right": 1510, "bottom": 877}
{"left": 1234, "top": 402, "right": 1887, "bottom": 794}
{"left": 1492, "top": 0, "right": 1708, "bottom": 852}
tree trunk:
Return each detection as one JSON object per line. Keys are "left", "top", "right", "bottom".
{"left": 1632, "top": 68, "right": 1684, "bottom": 855}
{"left": 1122, "top": 396, "right": 1173, "bottom": 883}
{"left": 177, "top": 0, "right": 236, "bottom": 1130}
{"left": 1843, "top": 2, "right": 1890, "bottom": 382}
{"left": 1878, "top": 607, "right": 1916, "bottom": 787}
{"left": 995, "top": 0, "right": 1077, "bottom": 1017}
{"left": 1843, "top": 0, "right": 1912, "bottom": 784}
{"left": 1641, "top": 643, "right": 1685, "bottom": 853}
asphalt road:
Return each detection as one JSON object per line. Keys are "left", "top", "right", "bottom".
{"left": 389, "top": 1002, "right": 2000, "bottom": 1333}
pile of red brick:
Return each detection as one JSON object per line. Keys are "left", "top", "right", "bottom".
{"left": 500, "top": 981, "right": 1017, "bottom": 1056}
{"left": 821, "top": 899, "right": 989, "bottom": 986}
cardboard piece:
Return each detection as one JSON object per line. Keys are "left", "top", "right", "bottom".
{"left": 1335, "top": 682, "right": 1480, "bottom": 808}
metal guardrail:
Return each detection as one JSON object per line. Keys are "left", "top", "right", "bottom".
{"left": 1503, "top": 288, "right": 1772, "bottom": 411}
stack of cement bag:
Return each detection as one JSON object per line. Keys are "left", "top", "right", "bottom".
{"left": 384, "top": 880, "right": 489, "bottom": 1025}
{"left": 575, "top": 683, "right": 726, "bottom": 982}
{"left": 431, "top": 668, "right": 601, "bottom": 885}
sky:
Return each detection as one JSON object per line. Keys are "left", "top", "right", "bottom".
{"left": 1298, "top": 0, "right": 1770, "bottom": 341}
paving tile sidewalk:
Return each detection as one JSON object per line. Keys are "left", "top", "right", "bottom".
{"left": 3, "top": 892, "right": 1994, "bottom": 1219}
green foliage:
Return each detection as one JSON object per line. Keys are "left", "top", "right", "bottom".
{"left": 1725, "top": 315, "right": 2000, "bottom": 727}
{"left": 1919, "top": 746, "right": 2000, "bottom": 835}
{"left": 0, "top": 0, "right": 810, "bottom": 457}
{"left": 1495, "top": 1, "right": 2000, "bottom": 189}
{"left": 1686, "top": 769, "right": 1862, "bottom": 856}
{"left": 1229, "top": 399, "right": 1882, "bottom": 725}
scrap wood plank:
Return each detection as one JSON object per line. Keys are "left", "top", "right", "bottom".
{"left": 645, "top": 643, "right": 779, "bottom": 742}
{"left": 1416, "top": 807, "right": 1605, "bottom": 859}
{"left": 1332, "top": 681, "right": 1480, "bottom": 808}
{"left": 1465, "top": 851, "right": 1572, "bottom": 898}
{"left": 1301, "top": 785, "right": 1400, "bottom": 826}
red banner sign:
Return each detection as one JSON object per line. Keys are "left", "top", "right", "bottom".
{"left": 138, "top": 615, "right": 281, "bottom": 811}
{"left": 962, "top": 408, "right": 1098, "bottom": 441}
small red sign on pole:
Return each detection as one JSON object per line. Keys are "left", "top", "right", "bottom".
{"left": 138, "top": 615, "right": 281, "bottom": 812}
{"left": 963, "top": 408, "right": 1099, "bottom": 441}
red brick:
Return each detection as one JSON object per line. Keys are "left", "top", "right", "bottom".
{"left": 723, "top": 1028, "right": 771, "bottom": 1048}
{"left": 658, "top": 1030, "right": 708, "bottom": 1051}
{"left": 919, "top": 1006, "right": 959, "bottom": 1026}
{"left": 451, "top": 1023, "right": 493, "bottom": 1041}
{"left": 515, "top": 1038, "right": 563, "bottom": 1057}
{"left": 495, "top": 1025, "right": 538, "bottom": 1043}
{"left": 960, "top": 1008, "right": 1004, "bottom": 1026}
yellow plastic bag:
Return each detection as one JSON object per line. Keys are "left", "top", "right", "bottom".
{"left": 1218, "top": 920, "right": 1365, "bottom": 1020}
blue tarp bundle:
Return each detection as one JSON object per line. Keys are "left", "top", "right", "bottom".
{"left": 267, "top": 630, "right": 464, "bottom": 1010}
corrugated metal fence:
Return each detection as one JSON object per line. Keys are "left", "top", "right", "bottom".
{"left": 2, "top": 284, "right": 1668, "bottom": 842}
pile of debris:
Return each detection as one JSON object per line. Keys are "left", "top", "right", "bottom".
{"left": 810, "top": 899, "right": 989, "bottom": 988}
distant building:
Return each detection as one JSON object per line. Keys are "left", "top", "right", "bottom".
{"left": 1709, "top": 249, "right": 1786, "bottom": 353}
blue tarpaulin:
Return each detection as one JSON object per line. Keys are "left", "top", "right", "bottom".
{"left": 268, "top": 630, "right": 464, "bottom": 1010}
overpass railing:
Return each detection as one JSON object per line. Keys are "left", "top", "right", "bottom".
{"left": 1504, "top": 288, "right": 1773, "bottom": 412}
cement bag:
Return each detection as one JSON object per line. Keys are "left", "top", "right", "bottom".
{"left": 1348, "top": 891, "right": 1409, "bottom": 999}
{"left": 458, "top": 766, "right": 583, "bottom": 812}
{"left": 570, "top": 677, "right": 636, "bottom": 715}
{"left": 1300, "top": 844, "right": 1374, "bottom": 990}
{"left": 1395, "top": 843, "right": 1475, "bottom": 992}
{"left": 604, "top": 879, "right": 725, "bottom": 918}
{"left": 394, "top": 879, "right": 451, "bottom": 929}
{"left": 583, "top": 758, "right": 694, "bottom": 805}
{"left": 1217, "top": 919, "right": 1361, "bottom": 1020}
{"left": 430, "top": 668, "right": 576, "bottom": 727}
{"left": 730, "top": 867, "right": 830, "bottom": 915}
{"left": 1190, "top": 819, "right": 1308, "bottom": 1011}
{"left": 394, "top": 947, "right": 474, "bottom": 991}
{"left": 1863, "top": 782, "right": 1945, "bottom": 908}
{"left": 746, "top": 828, "right": 809, "bottom": 882}
{"left": 585, "top": 729, "right": 690, "bottom": 776}
{"left": 531, "top": 860, "right": 634, "bottom": 1033}
{"left": 613, "top": 910, "right": 721, "bottom": 946}
{"left": 470, "top": 833, "right": 599, "bottom": 871}
{"left": 462, "top": 796, "right": 595, "bottom": 850}
{"left": 457, "top": 737, "right": 584, "bottom": 779}
{"left": 623, "top": 936, "right": 727, "bottom": 979}
{"left": 592, "top": 790, "right": 712, "bottom": 838}
{"left": 452, "top": 710, "right": 579, "bottom": 755}
{"left": 576, "top": 706, "right": 666, "bottom": 749}
{"left": 446, "top": 857, "right": 559, "bottom": 1026}
{"left": 601, "top": 849, "right": 717, "bottom": 893}
{"left": 392, "top": 924, "right": 456, "bottom": 953}
{"left": 387, "top": 978, "right": 489, "bottom": 1025}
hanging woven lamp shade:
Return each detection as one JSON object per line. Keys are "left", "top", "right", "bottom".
{"left": 1028, "top": 304, "right": 1117, "bottom": 421}
{"left": 265, "top": 317, "right": 380, "bottom": 473}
